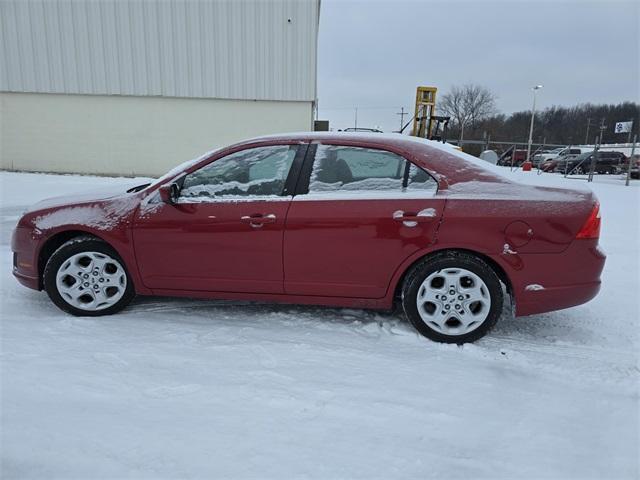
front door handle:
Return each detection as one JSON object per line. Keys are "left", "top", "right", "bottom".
{"left": 240, "top": 214, "right": 277, "bottom": 228}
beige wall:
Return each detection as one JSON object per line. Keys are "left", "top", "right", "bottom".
{"left": 0, "top": 92, "right": 313, "bottom": 177}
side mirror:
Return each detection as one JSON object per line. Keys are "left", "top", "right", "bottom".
{"left": 158, "top": 183, "right": 180, "bottom": 205}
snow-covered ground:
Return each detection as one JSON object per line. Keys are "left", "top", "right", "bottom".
{"left": 1, "top": 169, "right": 638, "bottom": 479}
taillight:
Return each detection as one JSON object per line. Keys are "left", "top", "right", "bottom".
{"left": 576, "top": 203, "right": 601, "bottom": 239}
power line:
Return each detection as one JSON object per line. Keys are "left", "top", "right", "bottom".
{"left": 320, "top": 105, "right": 408, "bottom": 111}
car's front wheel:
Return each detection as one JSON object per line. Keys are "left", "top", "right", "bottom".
{"left": 401, "top": 252, "right": 504, "bottom": 343}
{"left": 43, "top": 237, "right": 135, "bottom": 316}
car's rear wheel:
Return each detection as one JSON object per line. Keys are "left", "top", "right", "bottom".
{"left": 43, "top": 237, "right": 135, "bottom": 316}
{"left": 401, "top": 252, "right": 503, "bottom": 343}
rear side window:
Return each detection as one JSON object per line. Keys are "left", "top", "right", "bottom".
{"left": 307, "top": 145, "right": 437, "bottom": 197}
{"left": 406, "top": 163, "right": 437, "bottom": 191}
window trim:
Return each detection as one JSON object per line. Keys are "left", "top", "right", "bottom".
{"left": 292, "top": 142, "right": 438, "bottom": 200}
{"left": 176, "top": 143, "right": 306, "bottom": 204}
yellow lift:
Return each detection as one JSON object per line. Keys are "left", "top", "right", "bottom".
{"left": 410, "top": 86, "right": 450, "bottom": 143}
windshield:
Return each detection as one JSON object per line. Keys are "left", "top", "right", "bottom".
{"left": 147, "top": 148, "right": 222, "bottom": 190}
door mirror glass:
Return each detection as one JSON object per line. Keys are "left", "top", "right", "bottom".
{"left": 158, "top": 183, "right": 180, "bottom": 205}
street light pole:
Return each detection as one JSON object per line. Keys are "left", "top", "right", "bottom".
{"left": 526, "top": 85, "right": 543, "bottom": 163}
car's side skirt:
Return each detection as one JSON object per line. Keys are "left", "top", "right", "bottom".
{"left": 147, "top": 289, "right": 393, "bottom": 310}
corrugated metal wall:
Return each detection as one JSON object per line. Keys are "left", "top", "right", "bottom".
{"left": 0, "top": 0, "right": 319, "bottom": 101}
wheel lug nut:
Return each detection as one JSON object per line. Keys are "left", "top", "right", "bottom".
{"left": 84, "top": 282, "right": 89, "bottom": 287}
{"left": 442, "top": 295, "right": 447, "bottom": 301}
{"left": 458, "top": 295, "right": 464, "bottom": 300}
{"left": 455, "top": 304, "right": 461, "bottom": 309}
{"left": 445, "top": 304, "right": 450, "bottom": 310}
{"left": 99, "top": 278, "right": 104, "bottom": 283}
{"left": 83, "top": 274, "right": 89, "bottom": 279}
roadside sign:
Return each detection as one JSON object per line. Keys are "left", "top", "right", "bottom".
{"left": 614, "top": 121, "right": 633, "bottom": 133}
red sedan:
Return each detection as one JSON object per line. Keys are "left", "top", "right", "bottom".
{"left": 11, "top": 133, "right": 605, "bottom": 343}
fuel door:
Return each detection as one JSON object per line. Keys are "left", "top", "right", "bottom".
{"left": 504, "top": 220, "right": 534, "bottom": 248}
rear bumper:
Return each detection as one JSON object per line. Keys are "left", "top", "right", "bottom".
{"left": 508, "top": 240, "right": 606, "bottom": 317}
{"left": 516, "top": 280, "right": 601, "bottom": 317}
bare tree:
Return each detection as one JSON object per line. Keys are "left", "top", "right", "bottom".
{"left": 439, "top": 84, "right": 497, "bottom": 144}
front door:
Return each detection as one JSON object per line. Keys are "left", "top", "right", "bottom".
{"left": 283, "top": 143, "right": 445, "bottom": 299}
{"left": 133, "top": 144, "right": 304, "bottom": 294}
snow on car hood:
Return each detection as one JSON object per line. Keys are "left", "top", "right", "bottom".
{"left": 24, "top": 187, "right": 143, "bottom": 232}
{"left": 24, "top": 183, "right": 145, "bottom": 214}
{"left": 31, "top": 195, "right": 141, "bottom": 231}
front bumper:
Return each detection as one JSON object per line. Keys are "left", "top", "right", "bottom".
{"left": 13, "top": 269, "right": 40, "bottom": 290}
{"left": 11, "top": 226, "right": 41, "bottom": 291}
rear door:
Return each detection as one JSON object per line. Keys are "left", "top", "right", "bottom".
{"left": 283, "top": 143, "right": 446, "bottom": 299}
{"left": 133, "top": 144, "right": 305, "bottom": 294}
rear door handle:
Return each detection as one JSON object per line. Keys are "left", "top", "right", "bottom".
{"left": 392, "top": 209, "right": 436, "bottom": 227}
{"left": 240, "top": 213, "right": 276, "bottom": 228}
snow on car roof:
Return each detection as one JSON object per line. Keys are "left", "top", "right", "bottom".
{"left": 247, "top": 130, "right": 510, "bottom": 176}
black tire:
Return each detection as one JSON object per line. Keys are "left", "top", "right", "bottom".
{"left": 401, "top": 251, "right": 504, "bottom": 344}
{"left": 43, "top": 236, "right": 135, "bottom": 316}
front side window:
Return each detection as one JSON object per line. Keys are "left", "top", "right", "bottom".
{"left": 307, "top": 145, "right": 437, "bottom": 196}
{"left": 180, "top": 145, "right": 296, "bottom": 200}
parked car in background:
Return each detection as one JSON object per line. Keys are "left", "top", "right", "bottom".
{"left": 533, "top": 147, "right": 585, "bottom": 166}
{"left": 563, "top": 151, "right": 627, "bottom": 175}
{"left": 498, "top": 149, "right": 528, "bottom": 166}
{"left": 540, "top": 154, "right": 579, "bottom": 172}
{"left": 533, "top": 147, "right": 563, "bottom": 166}
{"left": 531, "top": 149, "right": 554, "bottom": 167}
{"left": 618, "top": 154, "right": 640, "bottom": 178}
{"left": 12, "top": 133, "right": 605, "bottom": 344}
{"left": 341, "top": 127, "right": 383, "bottom": 133}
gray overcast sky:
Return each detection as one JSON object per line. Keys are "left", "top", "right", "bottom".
{"left": 317, "top": 0, "right": 639, "bottom": 132}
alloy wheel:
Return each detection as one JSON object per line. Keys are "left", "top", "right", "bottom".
{"left": 415, "top": 268, "right": 491, "bottom": 336}
{"left": 55, "top": 251, "right": 127, "bottom": 311}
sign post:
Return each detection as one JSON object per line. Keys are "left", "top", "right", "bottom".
{"left": 626, "top": 134, "right": 637, "bottom": 187}
{"left": 588, "top": 136, "right": 600, "bottom": 183}
{"left": 614, "top": 120, "right": 633, "bottom": 143}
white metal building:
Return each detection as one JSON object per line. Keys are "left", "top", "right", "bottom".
{"left": 0, "top": 0, "right": 320, "bottom": 176}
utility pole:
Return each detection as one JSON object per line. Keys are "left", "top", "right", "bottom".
{"left": 599, "top": 118, "right": 606, "bottom": 144}
{"left": 396, "top": 107, "right": 407, "bottom": 133}
{"left": 526, "top": 85, "right": 543, "bottom": 163}
{"left": 588, "top": 120, "right": 607, "bottom": 182}
{"left": 354, "top": 107, "right": 358, "bottom": 130}
{"left": 585, "top": 117, "right": 591, "bottom": 145}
